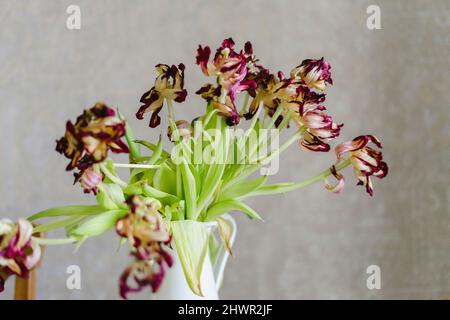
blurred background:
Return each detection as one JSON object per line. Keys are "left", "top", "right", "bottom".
{"left": 0, "top": 0, "right": 449, "bottom": 299}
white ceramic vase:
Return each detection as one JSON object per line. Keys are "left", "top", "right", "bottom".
{"left": 151, "top": 214, "right": 237, "bottom": 300}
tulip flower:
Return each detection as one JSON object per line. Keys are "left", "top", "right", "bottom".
{"left": 0, "top": 219, "right": 41, "bottom": 292}
{"left": 56, "top": 103, "right": 129, "bottom": 171}
{"left": 116, "top": 196, "right": 170, "bottom": 246}
{"left": 196, "top": 84, "right": 241, "bottom": 126}
{"left": 116, "top": 196, "right": 173, "bottom": 298}
{"left": 75, "top": 167, "right": 103, "bottom": 194}
{"left": 196, "top": 38, "right": 249, "bottom": 94}
{"left": 296, "top": 105, "right": 343, "bottom": 152}
{"left": 291, "top": 57, "right": 333, "bottom": 91}
{"left": 119, "top": 247, "right": 173, "bottom": 299}
{"left": 335, "top": 135, "right": 388, "bottom": 196}
{"left": 136, "top": 64, "right": 187, "bottom": 127}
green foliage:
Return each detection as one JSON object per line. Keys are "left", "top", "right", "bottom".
{"left": 171, "top": 220, "right": 209, "bottom": 296}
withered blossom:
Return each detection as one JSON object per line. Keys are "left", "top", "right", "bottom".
{"left": 56, "top": 103, "right": 128, "bottom": 172}
{"left": 116, "top": 195, "right": 173, "bottom": 298}
{"left": 0, "top": 219, "right": 41, "bottom": 293}
{"left": 196, "top": 38, "right": 255, "bottom": 99}
{"left": 291, "top": 57, "right": 333, "bottom": 91}
{"left": 137, "top": 64, "right": 187, "bottom": 128}
{"left": 116, "top": 196, "right": 170, "bottom": 246}
{"left": 245, "top": 72, "right": 297, "bottom": 119}
{"left": 290, "top": 85, "right": 326, "bottom": 116}
{"left": 167, "top": 120, "right": 192, "bottom": 142}
{"left": 196, "top": 84, "right": 241, "bottom": 126}
{"left": 74, "top": 167, "right": 103, "bottom": 195}
{"left": 296, "top": 105, "right": 343, "bottom": 152}
{"left": 119, "top": 246, "right": 173, "bottom": 299}
{"left": 335, "top": 135, "right": 388, "bottom": 196}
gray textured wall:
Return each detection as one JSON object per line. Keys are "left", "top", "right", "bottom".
{"left": 0, "top": 0, "right": 449, "bottom": 299}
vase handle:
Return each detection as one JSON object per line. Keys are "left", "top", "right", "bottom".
{"left": 213, "top": 213, "right": 237, "bottom": 291}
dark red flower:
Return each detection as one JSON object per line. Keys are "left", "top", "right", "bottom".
{"left": 116, "top": 196, "right": 173, "bottom": 299}
{"left": 196, "top": 84, "right": 241, "bottom": 126}
{"left": 291, "top": 57, "right": 333, "bottom": 91}
{"left": 119, "top": 246, "right": 173, "bottom": 299}
{"left": 296, "top": 105, "right": 343, "bottom": 152}
{"left": 56, "top": 102, "right": 128, "bottom": 172}
{"left": 196, "top": 38, "right": 256, "bottom": 100}
{"left": 335, "top": 135, "right": 388, "bottom": 196}
{"left": 0, "top": 219, "right": 41, "bottom": 293}
{"left": 136, "top": 64, "right": 187, "bottom": 128}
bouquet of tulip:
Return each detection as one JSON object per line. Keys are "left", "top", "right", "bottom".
{"left": 0, "top": 38, "right": 388, "bottom": 299}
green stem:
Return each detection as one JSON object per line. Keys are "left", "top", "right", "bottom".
{"left": 32, "top": 237, "right": 77, "bottom": 245}
{"left": 99, "top": 163, "right": 127, "bottom": 187}
{"left": 246, "top": 158, "right": 352, "bottom": 198}
{"left": 288, "top": 158, "right": 352, "bottom": 190}
{"left": 113, "top": 163, "right": 160, "bottom": 169}
{"left": 166, "top": 99, "right": 175, "bottom": 121}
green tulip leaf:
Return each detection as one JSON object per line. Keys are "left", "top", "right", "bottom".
{"left": 171, "top": 220, "right": 209, "bottom": 296}
{"left": 218, "top": 175, "right": 268, "bottom": 201}
{"left": 205, "top": 199, "right": 262, "bottom": 221}
{"left": 70, "top": 209, "right": 127, "bottom": 238}
{"left": 28, "top": 205, "right": 106, "bottom": 221}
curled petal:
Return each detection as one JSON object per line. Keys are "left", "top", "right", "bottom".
{"left": 325, "top": 166, "right": 345, "bottom": 193}
{"left": 0, "top": 218, "right": 41, "bottom": 285}
{"left": 291, "top": 57, "right": 333, "bottom": 91}
{"left": 229, "top": 79, "right": 257, "bottom": 101}
{"left": 295, "top": 86, "right": 326, "bottom": 115}
{"left": 173, "top": 89, "right": 188, "bottom": 103}
{"left": 211, "top": 100, "right": 240, "bottom": 126}
{"left": 373, "top": 160, "right": 388, "bottom": 179}
{"left": 24, "top": 242, "right": 41, "bottom": 270}
{"left": 108, "top": 138, "right": 129, "bottom": 154}
{"left": 75, "top": 168, "right": 103, "bottom": 194}
{"left": 335, "top": 135, "right": 381, "bottom": 161}
{"left": 137, "top": 63, "right": 187, "bottom": 127}
{"left": 356, "top": 175, "right": 375, "bottom": 197}
{"left": 137, "top": 89, "right": 163, "bottom": 120}
{"left": 195, "top": 83, "right": 221, "bottom": 101}
{"left": 16, "top": 219, "right": 33, "bottom": 250}
{"left": 336, "top": 135, "right": 388, "bottom": 196}
{"left": 56, "top": 103, "right": 128, "bottom": 172}
{"left": 300, "top": 131, "right": 330, "bottom": 152}
{"left": 244, "top": 41, "right": 253, "bottom": 55}
{"left": 196, "top": 45, "right": 211, "bottom": 76}
{"left": 220, "top": 38, "right": 235, "bottom": 51}
{"left": 0, "top": 275, "right": 5, "bottom": 293}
